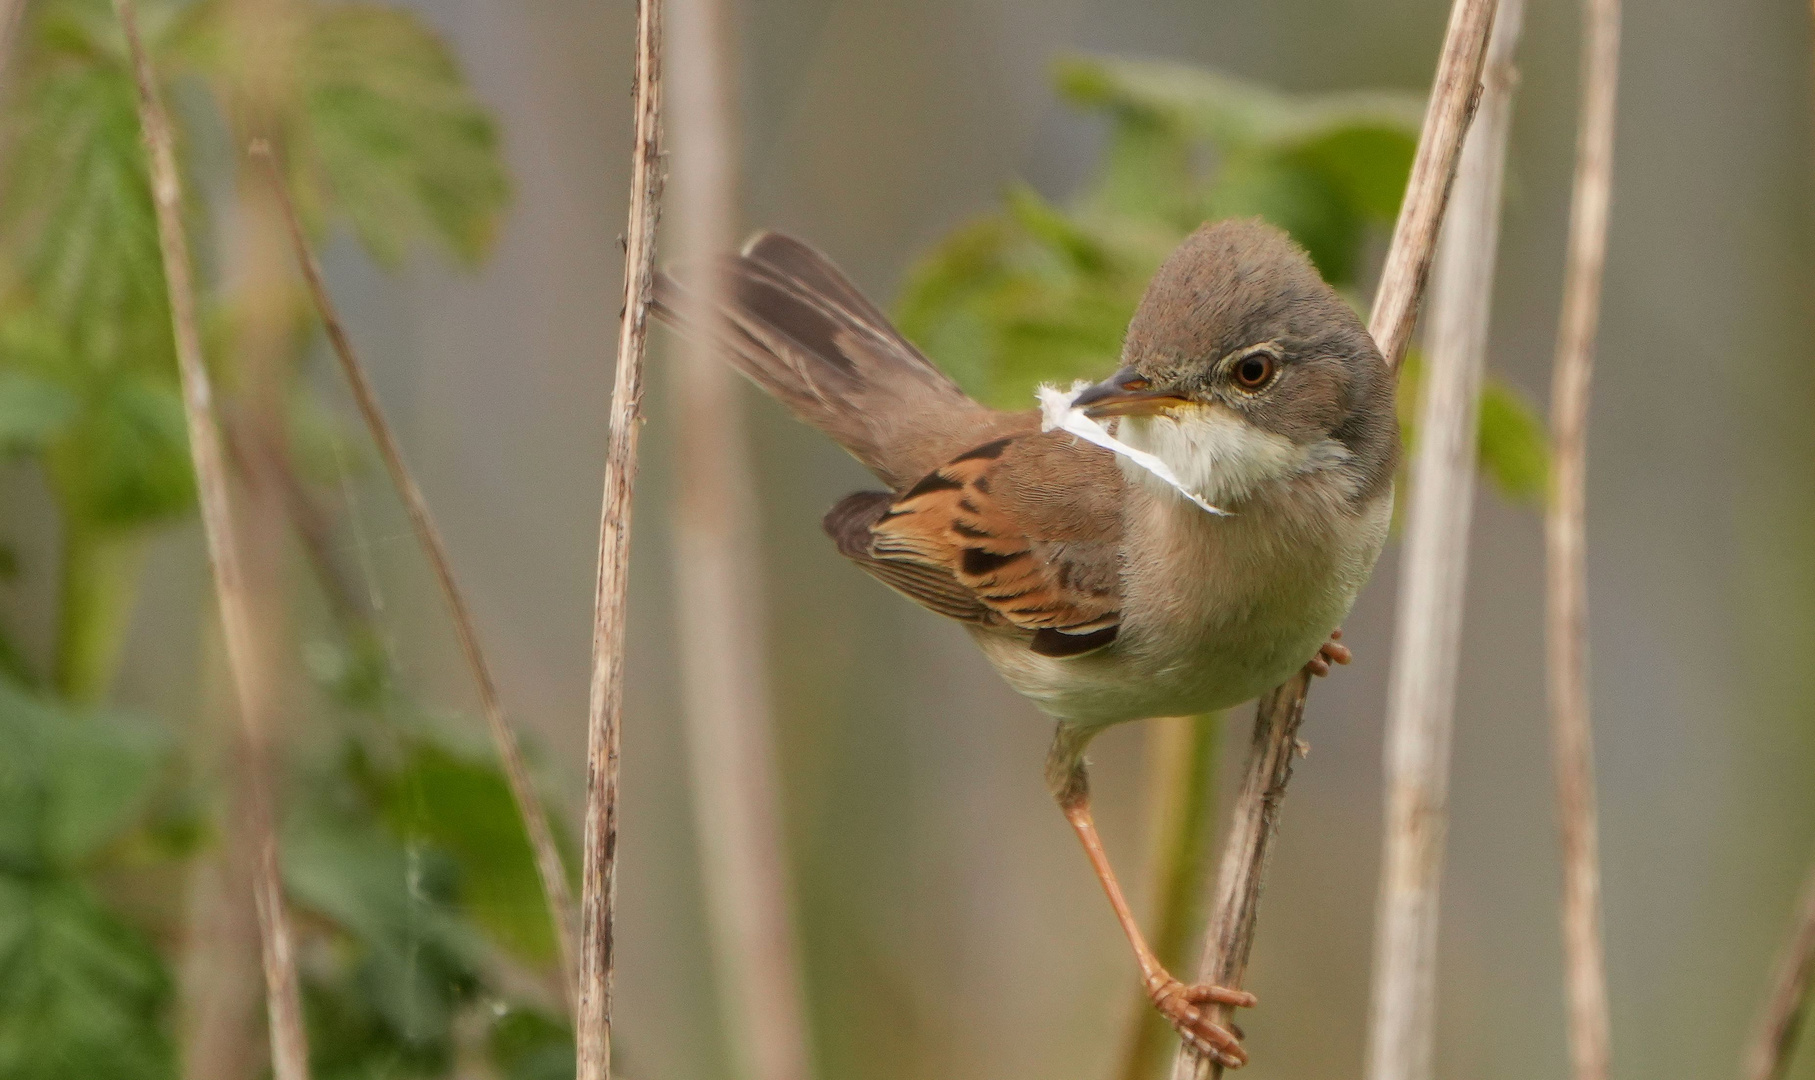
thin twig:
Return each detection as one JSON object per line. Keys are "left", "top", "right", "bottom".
{"left": 1170, "top": 676, "right": 1310, "bottom": 1080}
{"left": 578, "top": 0, "right": 664, "bottom": 1073}
{"left": 111, "top": 3, "right": 310, "bottom": 1078}
{"left": 1745, "top": 858, "right": 1815, "bottom": 1080}
{"left": 253, "top": 145, "right": 581, "bottom": 1012}
{"left": 1364, "top": 4, "right": 1524, "bottom": 1079}
{"left": 1172, "top": 3, "right": 1500, "bottom": 1077}
{"left": 1545, "top": 0, "right": 1621, "bottom": 1075}
{"left": 225, "top": 421, "right": 373, "bottom": 630}
{"left": 1367, "top": 0, "right": 1502, "bottom": 371}
{"left": 665, "top": 0, "right": 815, "bottom": 1077}
{"left": 178, "top": 739, "right": 267, "bottom": 1080}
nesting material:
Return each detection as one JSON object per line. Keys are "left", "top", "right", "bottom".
{"left": 1037, "top": 382, "right": 1227, "bottom": 516}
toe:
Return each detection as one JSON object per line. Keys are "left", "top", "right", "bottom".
{"left": 1188, "top": 1021, "right": 1246, "bottom": 1068}
{"left": 1182, "top": 983, "right": 1258, "bottom": 1008}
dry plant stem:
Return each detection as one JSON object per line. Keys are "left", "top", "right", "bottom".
{"left": 1170, "top": 676, "right": 1311, "bottom": 1080}
{"left": 1546, "top": 0, "right": 1621, "bottom": 1077}
{"left": 1172, "top": 3, "right": 1499, "bottom": 1077}
{"left": 1745, "top": 859, "right": 1815, "bottom": 1080}
{"left": 1364, "top": 4, "right": 1524, "bottom": 1079}
{"left": 226, "top": 423, "right": 372, "bottom": 630}
{"left": 112, "top": 3, "right": 310, "bottom": 1078}
{"left": 578, "top": 0, "right": 664, "bottom": 1073}
{"left": 181, "top": 131, "right": 302, "bottom": 1080}
{"left": 179, "top": 736, "right": 267, "bottom": 1080}
{"left": 666, "top": 0, "right": 815, "bottom": 1077}
{"left": 1367, "top": 0, "right": 1501, "bottom": 370}
{"left": 255, "top": 149, "right": 581, "bottom": 1013}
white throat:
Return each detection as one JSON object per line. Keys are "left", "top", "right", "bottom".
{"left": 1115, "top": 407, "right": 1356, "bottom": 508}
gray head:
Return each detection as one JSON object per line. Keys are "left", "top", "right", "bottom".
{"left": 1071, "top": 219, "right": 1399, "bottom": 506}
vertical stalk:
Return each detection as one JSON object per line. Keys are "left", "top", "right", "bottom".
{"left": 577, "top": 0, "right": 664, "bottom": 1074}
{"left": 111, "top": 2, "right": 311, "bottom": 1078}
{"left": 183, "top": 157, "right": 298, "bottom": 1080}
{"left": 666, "top": 0, "right": 815, "bottom": 1077}
{"left": 1365, "top": 0, "right": 1504, "bottom": 372}
{"left": 1172, "top": 2, "right": 1500, "bottom": 1077}
{"left": 1364, "top": 4, "right": 1524, "bottom": 1079}
{"left": 1544, "top": 0, "right": 1621, "bottom": 1076}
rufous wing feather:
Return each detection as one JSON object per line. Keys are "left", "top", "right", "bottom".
{"left": 848, "top": 428, "right": 1128, "bottom": 656}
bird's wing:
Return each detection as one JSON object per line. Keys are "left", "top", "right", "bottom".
{"left": 828, "top": 422, "right": 1128, "bottom": 657}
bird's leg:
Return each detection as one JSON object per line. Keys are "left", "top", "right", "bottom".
{"left": 1304, "top": 627, "right": 1351, "bottom": 678}
{"left": 1046, "top": 723, "right": 1256, "bottom": 1069}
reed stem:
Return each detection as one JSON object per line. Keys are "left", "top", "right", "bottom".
{"left": 577, "top": 0, "right": 665, "bottom": 1073}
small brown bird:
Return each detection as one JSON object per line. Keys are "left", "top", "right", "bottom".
{"left": 653, "top": 218, "right": 1398, "bottom": 1068}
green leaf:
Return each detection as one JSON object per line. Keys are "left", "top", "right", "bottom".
{"left": 1395, "top": 353, "right": 1551, "bottom": 507}
{"left": 377, "top": 743, "right": 562, "bottom": 964}
{"left": 42, "top": 709, "right": 167, "bottom": 867}
{"left": 1285, "top": 124, "right": 1419, "bottom": 222}
{"left": 490, "top": 1008, "right": 575, "bottom": 1080}
{"left": 46, "top": 377, "right": 195, "bottom": 531}
{"left": 0, "top": 679, "right": 169, "bottom": 868}
{"left": 283, "top": 810, "right": 488, "bottom": 1069}
{"left": 900, "top": 54, "right": 1428, "bottom": 414}
{"left": 292, "top": 4, "right": 509, "bottom": 266}
{"left": 0, "top": 625, "right": 34, "bottom": 689}
{"left": 1477, "top": 376, "right": 1550, "bottom": 505}
{"left": 0, "top": 678, "right": 174, "bottom": 1080}
{"left": 1085, "top": 113, "right": 1196, "bottom": 225}
{"left": 0, "top": 878, "right": 173, "bottom": 1080}
{"left": 4, "top": 0, "right": 183, "bottom": 380}
{"left": 1204, "top": 152, "right": 1359, "bottom": 283}
{"left": 0, "top": 371, "right": 78, "bottom": 453}
{"left": 1056, "top": 54, "right": 1423, "bottom": 155}
{"left": 1004, "top": 184, "right": 1110, "bottom": 275}
{"left": 1053, "top": 54, "right": 1419, "bottom": 287}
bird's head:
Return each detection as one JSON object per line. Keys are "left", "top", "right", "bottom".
{"left": 1071, "top": 218, "right": 1400, "bottom": 509}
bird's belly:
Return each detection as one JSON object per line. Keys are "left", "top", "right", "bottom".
{"left": 977, "top": 484, "right": 1392, "bottom": 728}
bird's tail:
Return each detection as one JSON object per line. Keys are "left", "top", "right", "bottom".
{"left": 651, "top": 232, "right": 989, "bottom": 489}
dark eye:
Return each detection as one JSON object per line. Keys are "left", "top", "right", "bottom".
{"left": 1233, "top": 351, "right": 1277, "bottom": 390}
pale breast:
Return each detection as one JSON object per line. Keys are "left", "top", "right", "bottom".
{"left": 974, "top": 477, "right": 1392, "bottom": 728}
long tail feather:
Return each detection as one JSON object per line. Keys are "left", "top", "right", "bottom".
{"left": 651, "top": 232, "right": 991, "bottom": 488}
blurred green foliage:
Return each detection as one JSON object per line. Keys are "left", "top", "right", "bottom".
{"left": 0, "top": 0, "right": 563, "bottom": 1077}
{"left": 0, "top": 32, "right": 1554, "bottom": 1080}
{"left": 0, "top": 678, "right": 173, "bottom": 1080}
{"left": 896, "top": 55, "right": 1548, "bottom": 505}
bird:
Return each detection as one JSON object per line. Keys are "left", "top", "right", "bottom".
{"left": 651, "top": 217, "right": 1399, "bottom": 1069}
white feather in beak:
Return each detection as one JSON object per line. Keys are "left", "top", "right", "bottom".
{"left": 1038, "top": 382, "right": 1228, "bottom": 516}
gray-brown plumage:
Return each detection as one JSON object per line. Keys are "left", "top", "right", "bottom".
{"left": 650, "top": 219, "right": 1400, "bottom": 1070}
{"left": 653, "top": 231, "right": 1132, "bottom": 657}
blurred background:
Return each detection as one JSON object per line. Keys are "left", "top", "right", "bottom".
{"left": 1, "top": 0, "right": 1813, "bottom": 1078}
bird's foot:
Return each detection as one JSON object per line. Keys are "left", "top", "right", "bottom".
{"left": 1304, "top": 628, "right": 1351, "bottom": 678}
{"left": 1147, "top": 973, "right": 1256, "bottom": 1069}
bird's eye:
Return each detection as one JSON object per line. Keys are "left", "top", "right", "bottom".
{"left": 1233, "top": 351, "right": 1277, "bottom": 390}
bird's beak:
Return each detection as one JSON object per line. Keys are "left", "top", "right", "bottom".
{"left": 1071, "top": 366, "right": 1188, "bottom": 418}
